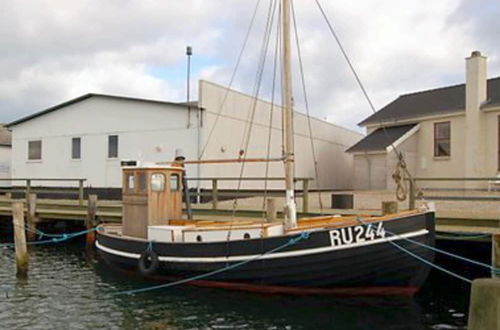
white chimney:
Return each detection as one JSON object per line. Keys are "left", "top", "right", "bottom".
{"left": 466, "top": 50, "right": 487, "bottom": 111}
{"left": 464, "top": 50, "right": 487, "bottom": 186}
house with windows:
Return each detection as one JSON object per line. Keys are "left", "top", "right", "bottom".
{"left": 347, "top": 51, "right": 500, "bottom": 190}
{"left": 6, "top": 80, "right": 362, "bottom": 195}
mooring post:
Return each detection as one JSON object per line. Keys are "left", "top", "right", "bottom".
{"left": 266, "top": 198, "right": 278, "bottom": 223}
{"left": 468, "top": 278, "right": 500, "bottom": 330}
{"left": 382, "top": 201, "right": 398, "bottom": 215}
{"left": 78, "top": 179, "right": 84, "bottom": 206}
{"left": 493, "top": 234, "right": 500, "bottom": 278}
{"left": 211, "top": 179, "right": 218, "bottom": 210}
{"left": 26, "top": 193, "right": 38, "bottom": 241}
{"left": 85, "top": 194, "right": 98, "bottom": 250}
{"left": 408, "top": 180, "right": 415, "bottom": 210}
{"left": 302, "top": 179, "right": 309, "bottom": 213}
{"left": 25, "top": 179, "right": 31, "bottom": 206}
{"left": 12, "top": 201, "right": 28, "bottom": 278}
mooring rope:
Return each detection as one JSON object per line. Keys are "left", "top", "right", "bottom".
{"left": 112, "top": 231, "right": 310, "bottom": 296}
{"left": 355, "top": 217, "right": 499, "bottom": 281}
{"left": 387, "top": 240, "right": 472, "bottom": 284}
{"left": 0, "top": 226, "right": 102, "bottom": 247}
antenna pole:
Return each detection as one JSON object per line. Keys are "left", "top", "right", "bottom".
{"left": 186, "top": 45, "right": 193, "bottom": 128}
{"left": 281, "top": 0, "right": 297, "bottom": 228}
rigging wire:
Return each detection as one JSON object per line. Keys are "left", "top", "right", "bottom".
{"left": 290, "top": 0, "right": 324, "bottom": 213}
{"left": 314, "top": 0, "right": 426, "bottom": 205}
{"left": 199, "top": 0, "right": 263, "bottom": 159}
{"left": 227, "top": 0, "right": 278, "bottom": 243}
{"left": 261, "top": 2, "right": 281, "bottom": 215}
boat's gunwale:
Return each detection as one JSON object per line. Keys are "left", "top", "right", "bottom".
{"left": 98, "top": 210, "right": 429, "bottom": 244}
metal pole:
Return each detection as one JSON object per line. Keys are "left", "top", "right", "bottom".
{"left": 186, "top": 45, "right": 192, "bottom": 128}
{"left": 281, "top": 0, "right": 297, "bottom": 228}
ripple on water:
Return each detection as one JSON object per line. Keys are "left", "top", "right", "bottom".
{"left": 0, "top": 240, "right": 472, "bottom": 329}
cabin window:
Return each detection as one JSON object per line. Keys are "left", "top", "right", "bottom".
{"left": 108, "top": 135, "right": 118, "bottom": 158}
{"left": 28, "top": 140, "right": 42, "bottom": 160}
{"left": 72, "top": 137, "right": 81, "bottom": 159}
{"left": 138, "top": 172, "right": 147, "bottom": 193}
{"left": 127, "top": 173, "right": 135, "bottom": 192}
{"left": 434, "top": 121, "right": 450, "bottom": 157}
{"left": 170, "top": 174, "right": 180, "bottom": 191}
{"left": 151, "top": 173, "right": 165, "bottom": 192}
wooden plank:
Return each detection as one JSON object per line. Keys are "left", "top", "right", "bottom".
{"left": 212, "top": 179, "right": 218, "bottom": 210}
{"left": 27, "top": 193, "right": 37, "bottom": 241}
{"left": 12, "top": 201, "right": 28, "bottom": 278}
{"left": 85, "top": 195, "right": 98, "bottom": 250}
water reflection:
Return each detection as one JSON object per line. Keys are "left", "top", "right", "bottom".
{"left": 0, "top": 235, "right": 484, "bottom": 329}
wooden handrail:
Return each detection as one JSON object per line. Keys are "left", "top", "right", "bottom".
{"left": 157, "top": 157, "right": 284, "bottom": 165}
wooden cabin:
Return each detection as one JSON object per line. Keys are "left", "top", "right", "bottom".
{"left": 122, "top": 165, "right": 183, "bottom": 238}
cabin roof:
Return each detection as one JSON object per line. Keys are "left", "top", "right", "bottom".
{"left": 359, "top": 76, "right": 500, "bottom": 126}
{"left": 346, "top": 124, "right": 416, "bottom": 153}
{"left": 6, "top": 93, "right": 199, "bottom": 128}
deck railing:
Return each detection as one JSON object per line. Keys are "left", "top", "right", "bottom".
{"left": 408, "top": 177, "right": 500, "bottom": 209}
{"left": 185, "top": 177, "right": 313, "bottom": 212}
{"left": 0, "top": 178, "right": 86, "bottom": 206}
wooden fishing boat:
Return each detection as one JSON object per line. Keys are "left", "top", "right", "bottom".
{"left": 96, "top": 0, "right": 435, "bottom": 296}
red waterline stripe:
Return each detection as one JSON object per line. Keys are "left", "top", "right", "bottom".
{"left": 132, "top": 271, "right": 419, "bottom": 297}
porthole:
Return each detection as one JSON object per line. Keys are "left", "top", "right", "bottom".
{"left": 243, "top": 233, "right": 251, "bottom": 239}
{"left": 196, "top": 235, "right": 203, "bottom": 242}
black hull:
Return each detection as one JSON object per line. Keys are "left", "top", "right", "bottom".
{"left": 96, "top": 212, "right": 435, "bottom": 296}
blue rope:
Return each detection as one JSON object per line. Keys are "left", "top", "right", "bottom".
{"left": 113, "top": 231, "right": 310, "bottom": 296}
{"left": 0, "top": 226, "right": 102, "bottom": 247}
{"left": 355, "top": 218, "right": 498, "bottom": 271}
{"left": 388, "top": 240, "right": 472, "bottom": 284}
{"left": 388, "top": 230, "right": 499, "bottom": 272}
{"left": 354, "top": 218, "right": 493, "bottom": 283}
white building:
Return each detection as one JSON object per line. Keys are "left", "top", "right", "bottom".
{"left": 7, "top": 80, "right": 362, "bottom": 193}
{"left": 0, "top": 125, "right": 11, "bottom": 187}
{"left": 347, "top": 51, "right": 500, "bottom": 190}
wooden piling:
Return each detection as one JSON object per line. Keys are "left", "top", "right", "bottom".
{"left": 302, "top": 179, "right": 309, "bottom": 213}
{"left": 468, "top": 278, "right": 500, "bottom": 330}
{"left": 382, "top": 201, "right": 398, "bottom": 215}
{"left": 85, "top": 194, "right": 98, "bottom": 250}
{"left": 266, "top": 198, "right": 278, "bottom": 223}
{"left": 27, "top": 193, "right": 37, "bottom": 241}
{"left": 12, "top": 202, "right": 28, "bottom": 278}
{"left": 211, "top": 179, "right": 218, "bottom": 210}
{"left": 493, "top": 234, "right": 500, "bottom": 278}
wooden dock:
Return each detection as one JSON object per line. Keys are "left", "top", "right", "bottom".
{"left": 0, "top": 195, "right": 498, "bottom": 237}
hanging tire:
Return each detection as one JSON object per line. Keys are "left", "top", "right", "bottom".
{"left": 138, "top": 249, "right": 159, "bottom": 276}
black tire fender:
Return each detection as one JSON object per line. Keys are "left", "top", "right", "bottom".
{"left": 138, "top": 249, "right": 159, "bottom": 276}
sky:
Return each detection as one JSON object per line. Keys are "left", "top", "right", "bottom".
{"left": 1, "top": 0, "right": 499, "bottom": 132}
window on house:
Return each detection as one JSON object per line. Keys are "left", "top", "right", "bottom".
{"left": 28, "top": 140, "right": 42, "bottom": 160}
{"left": 434, "top": 122, "right": 450, "bottom": 157}
{"left": 72, "top": 137, "right": 81, "bottom": 159}
{"left": 108, "top": 135, "right": 118, "bottom": 158}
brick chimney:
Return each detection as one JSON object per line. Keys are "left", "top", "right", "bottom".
{"left": 465, "top": 51, "right": 487, "bottom": 186}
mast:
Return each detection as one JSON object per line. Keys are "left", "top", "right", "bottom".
{"left": 281, "top": 0, "right": 297, "bottom": 228}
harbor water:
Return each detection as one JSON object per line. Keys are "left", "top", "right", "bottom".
{"left": 0, "top": 228, "right": 489, "bottom": 329}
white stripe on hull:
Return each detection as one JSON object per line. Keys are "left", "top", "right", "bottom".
{"left": 96, "top": 229, "right": 429, "bottom": 264}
